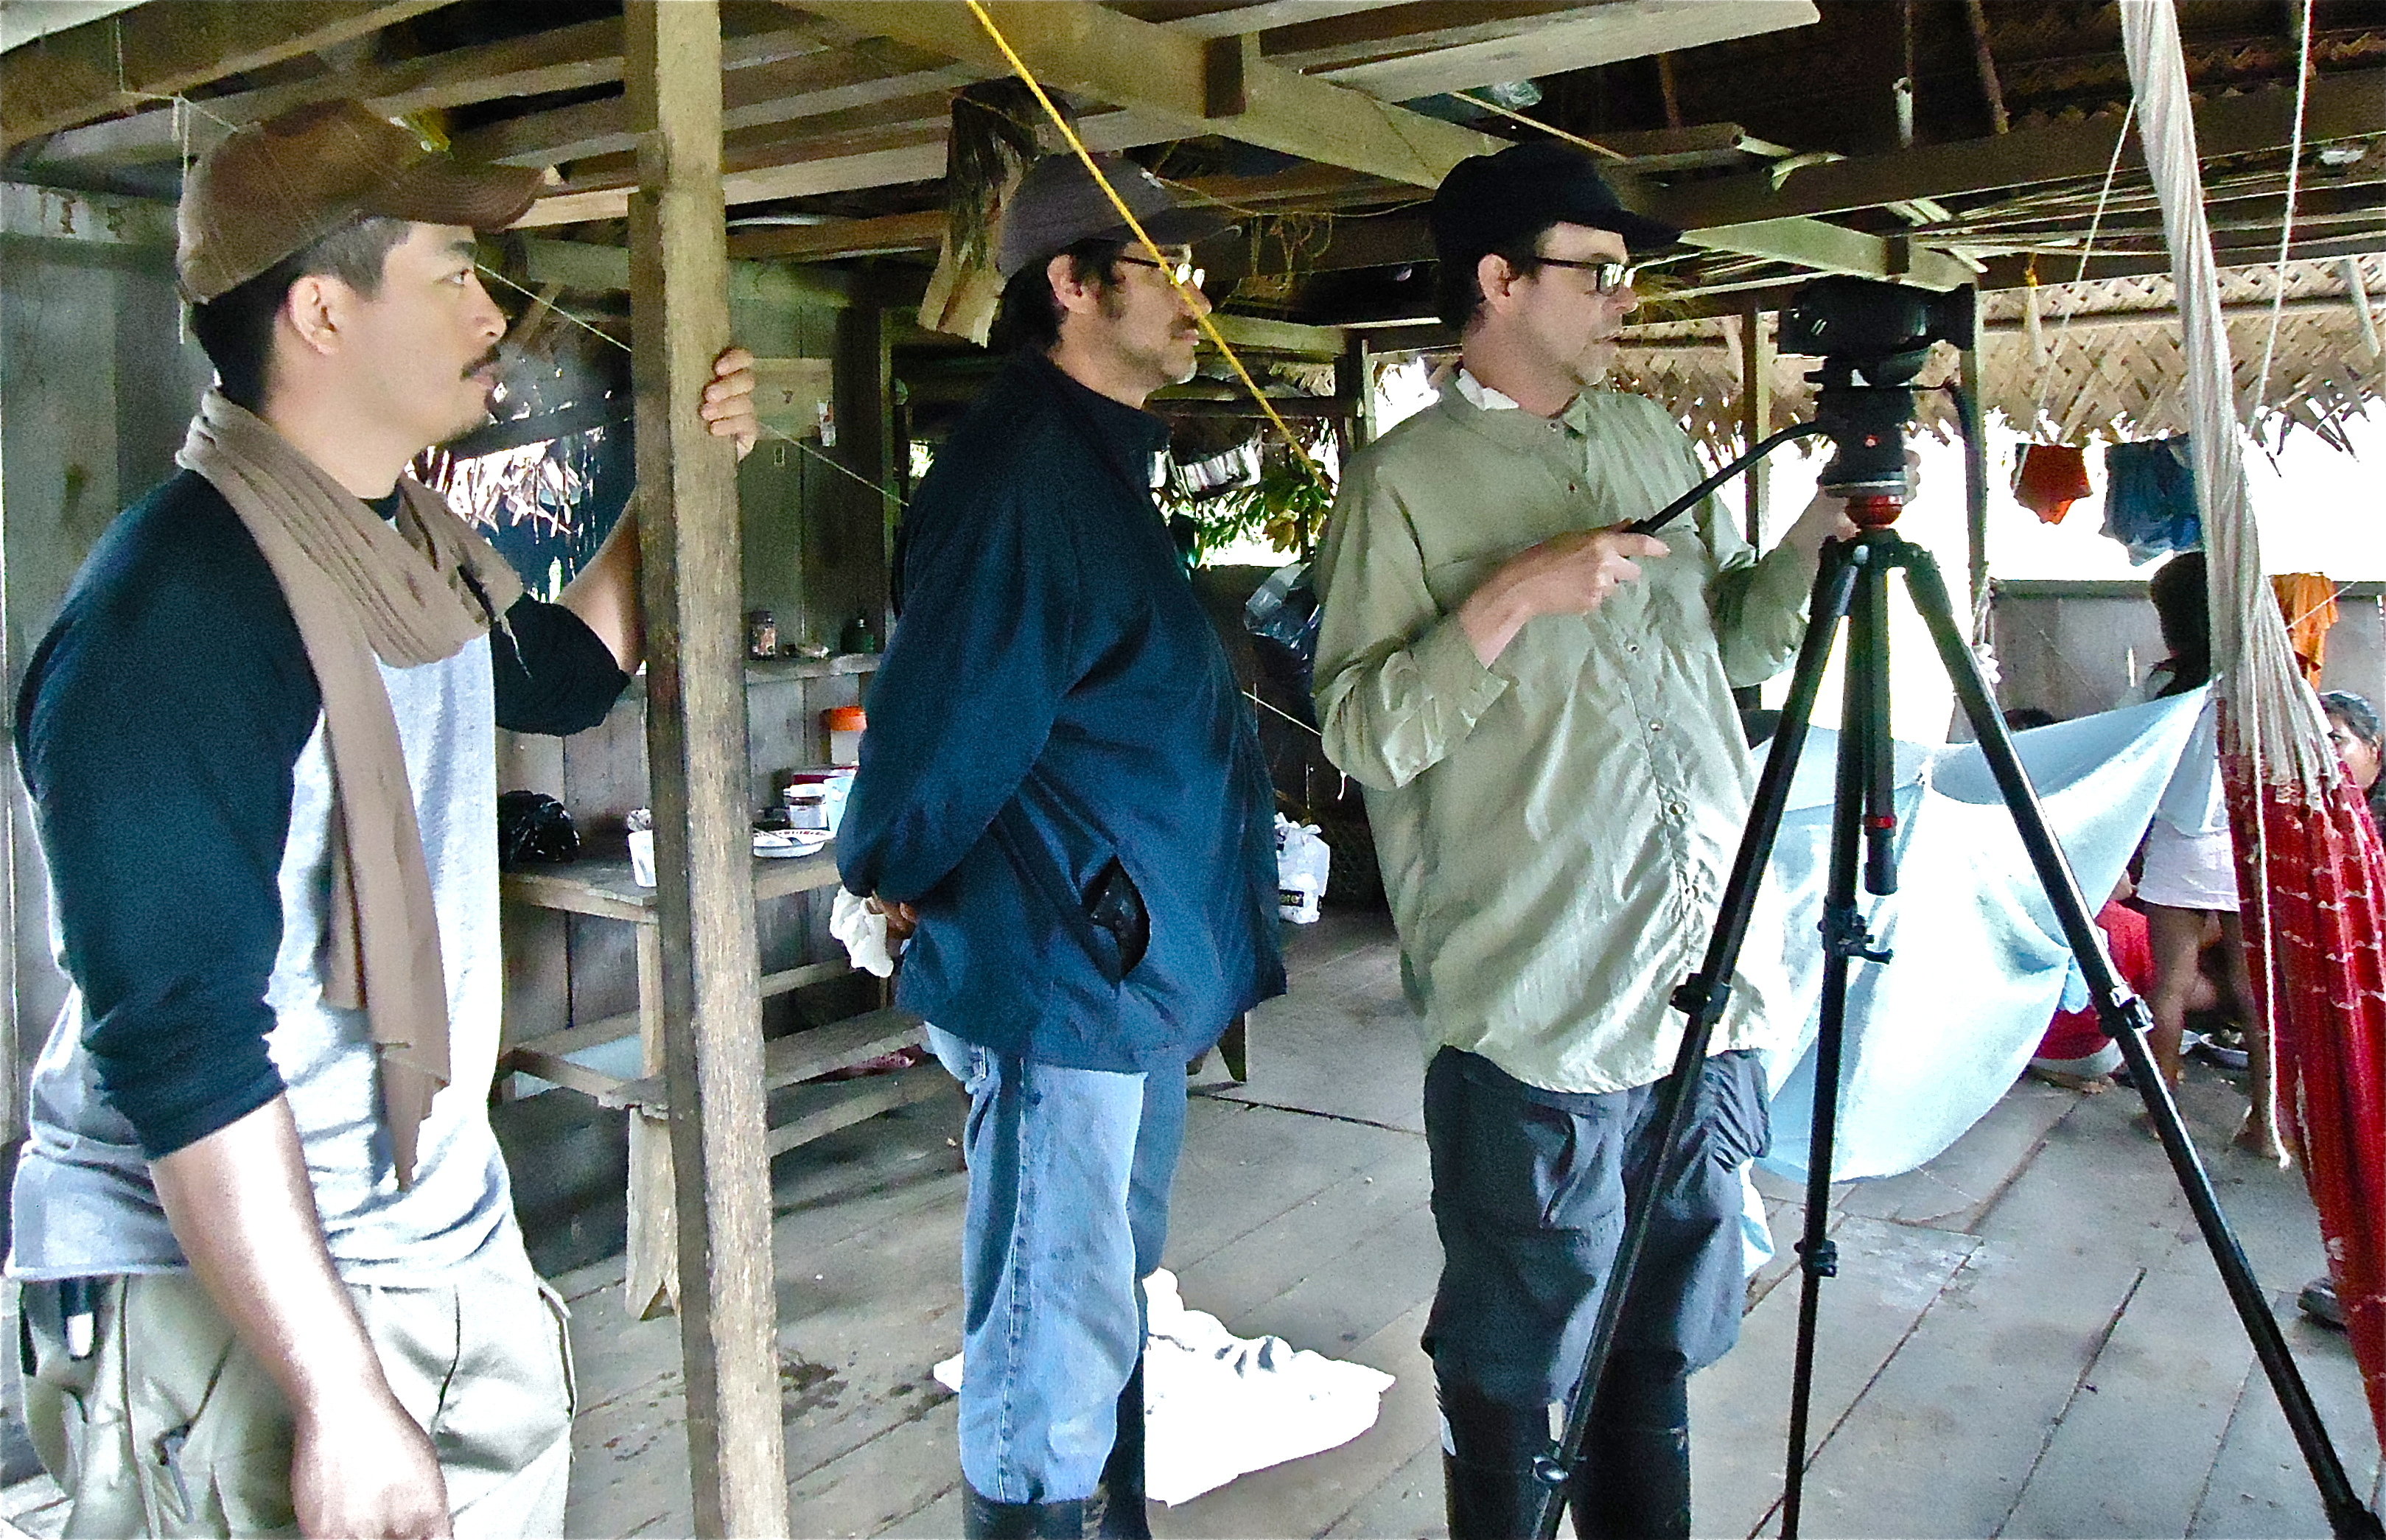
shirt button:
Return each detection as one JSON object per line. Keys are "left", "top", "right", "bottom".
{"left": 1568, "top": 483, "right": 1579, "bottom": 494}
{"left": 1626, "top": 643, "right": 1641, "bottom": 654}
{"left": 1648, "top": 721, "right": 1665, "bottom": 733}
{"left": 1668, "top": 800, "right": 1688, "bottom": 817}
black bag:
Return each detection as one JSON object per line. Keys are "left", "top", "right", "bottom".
{"left": 497, "top": 790, "right": 580, "bottom": 869}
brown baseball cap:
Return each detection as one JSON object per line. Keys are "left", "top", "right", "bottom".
{"left": 178, "top": 100, "right": 547, "bottom": 304}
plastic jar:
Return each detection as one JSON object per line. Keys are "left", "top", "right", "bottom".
{"left": 822, "top": 704, "right": 867, "bottom": 766}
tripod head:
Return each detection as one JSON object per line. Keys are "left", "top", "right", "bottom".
{"left": 1780, "top": 277, "right": 1975, "bottom": 519}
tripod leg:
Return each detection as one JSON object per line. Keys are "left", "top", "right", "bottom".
{"left": 1856, "top": 551, "right": 1900, "bottom": 897}
{"left": 1522, "top": 540, "right": 1868, "bottom": 1540}
{"left": 1782, "top": 547, "right": 1895, "bottom": 1540}
{"left": 1898, "top": 545, "right": 2383, "bottom": 1540}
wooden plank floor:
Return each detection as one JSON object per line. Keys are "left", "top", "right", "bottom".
{"left": 5, "top": 909, "right": 2379, "bottom": 1537}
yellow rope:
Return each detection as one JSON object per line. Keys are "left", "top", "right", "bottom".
{"left": 1447, "top": 91, "right": 1627, "bottom": 161}
{"left": 962, "top": 0, "right": 1326, "bottom": 486}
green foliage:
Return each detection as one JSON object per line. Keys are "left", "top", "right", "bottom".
{"left": 1176, "top": 439, "right": 1336, "bottom": 560}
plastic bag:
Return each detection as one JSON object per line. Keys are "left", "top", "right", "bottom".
{"left": 1274, "top": 814, "right": 1330, "bottom": 924}
{"left": 497, "top": 791, "right": 579, "bottom": 870}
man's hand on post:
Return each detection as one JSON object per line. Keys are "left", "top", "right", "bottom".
{"left": 1458, "top": 528, "right": 1670, "bottom": 665}
{"left": 702, "top": 346, "right": 760, "bottom": 461}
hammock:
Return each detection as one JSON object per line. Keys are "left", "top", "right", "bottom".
{"left": 2123, "top": 0, "right": 2386, "bottom": 1446}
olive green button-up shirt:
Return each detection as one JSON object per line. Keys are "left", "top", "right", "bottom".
{"left": 1312, "top": 380, "right": 1816, "bottom": 1094}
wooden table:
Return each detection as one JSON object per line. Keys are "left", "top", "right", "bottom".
{"left": 500, "top": 848, "right": 942, "bottom": 1319}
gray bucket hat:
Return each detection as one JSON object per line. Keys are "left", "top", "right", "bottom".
{"left": 995, "top": 153, "right": 1234, "bottom": 281}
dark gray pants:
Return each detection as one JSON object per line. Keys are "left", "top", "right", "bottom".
{"left": 1421, "top": 1046, "right": 1768, "bottom": 1411}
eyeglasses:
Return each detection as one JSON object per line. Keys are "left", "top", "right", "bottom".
{"left": 1534, "top": 257, "right": 1637, "bottom": 295}
{"left": 1119, "top": 255, "right": 1205, "bottom": 290}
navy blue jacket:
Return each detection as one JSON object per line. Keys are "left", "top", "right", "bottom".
{"left": 838, "top": 352, "right": 1285, "bottom": 1070}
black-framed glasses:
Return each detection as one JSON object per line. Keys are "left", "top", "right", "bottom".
{"left": 1534, "top": 257, "right": 1637, "bottom": 295}
{"left": 1119, "top": 254, "right": 1205, "bottom": 290}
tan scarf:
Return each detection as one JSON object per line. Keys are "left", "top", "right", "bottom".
{"left": 178, "top": 391, "right": 524, "bottom": 1186}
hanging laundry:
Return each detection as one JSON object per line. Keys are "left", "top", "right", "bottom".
{"left": 2271, "top": 573, "right": 2340, "bottom": 687}
{"left": 2102, "top": 436, "right": 2200, "bottom": 561}
{"left": 2012, "top": 442, "right": 2092, "bottom": 524}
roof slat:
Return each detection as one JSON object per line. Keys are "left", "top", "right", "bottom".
{"left": 1, "top": 0, "right": 450, "bottom": 150}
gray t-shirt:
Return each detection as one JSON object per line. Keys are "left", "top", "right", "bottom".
{"left": 13, "top": 640, "right": 514, "bottom": 1281}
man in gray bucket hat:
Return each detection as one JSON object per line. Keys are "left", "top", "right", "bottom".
{"left": 840, "top": 153, "right": 1281, "bottom": 1539}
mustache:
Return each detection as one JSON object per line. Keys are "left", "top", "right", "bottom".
{"left": 463, "top": 344, "right": 503, "bottom": 379}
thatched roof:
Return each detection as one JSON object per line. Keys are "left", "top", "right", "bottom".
{"left": 1607, "top": 254, "right": 2386, "bottom": 456}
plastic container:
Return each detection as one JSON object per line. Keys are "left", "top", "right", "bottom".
{"left": 783, "top": 768, "right": 855, "bottom": 836}
{"left": 822, "top": 704, "right": 867, "bottom": 766}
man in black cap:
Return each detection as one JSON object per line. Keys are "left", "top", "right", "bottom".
{"left": 838, "top": 153, "right": 1284, "bottom": 1539}
{"left": 1312, "top": 140, "right": 1857, "bottom": 1538}
{"left": 10, "top": 102, "right": 755, "bottom": 1539}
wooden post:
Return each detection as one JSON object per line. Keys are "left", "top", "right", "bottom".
{"left": 1733, "top": 298, "right": 1772, "bottom": 713}
{"left": 1961, "top": 287, "right": 1990, "bottom": 611}
{"left": 626, "top": 923, "right": 676, "bottom": 1319}
{"left": 830, "top": 303, "right": 895, "bottom": 632}
{"left": 1736, "top": 298, "right": 1771, "bottom": 548}
{"left": 623, "top": 3, "right": 788, "bottom": 1535}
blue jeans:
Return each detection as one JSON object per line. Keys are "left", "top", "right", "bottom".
{"left": 928, "top": 1025, "right": 1186, "bottom": 1503}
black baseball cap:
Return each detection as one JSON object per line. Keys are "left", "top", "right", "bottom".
{"left": 1428, "top": 140, "right": 1680, "bottom": 272}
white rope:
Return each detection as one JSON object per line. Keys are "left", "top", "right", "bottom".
{"left": 2027, "top": 102, "right": 2136, "bottom": 438}
{"left": 2250, "top": 0, "right": 2316, "bottom": 427}
{"left": 2123, "top": 0, "right": 2337, "bottom": 1155}
{"left": 2118, "top": 0, "right": 2329, "bottom": 788}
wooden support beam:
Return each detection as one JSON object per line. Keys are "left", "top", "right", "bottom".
{"left": 1735, "top": 298, "right": 1771, "bottom": 547}
{"left": 2343, "top": 257, "right": 2385, "bottom": 360}
{"left": 1959, "top": 292, "right": 1988, "bottom": 608}
{"left": 1684, "top": 218, "right": 1974, "bottom": 290}
{"left": 622, "top": 1, "right": 788, "bottom": 1533}
{"left": 1205, "top": 312, "right": 1347, "bottom": 356}
{"left": 1276, "top": 0, "right": 1819, "bottom": 99}
{"left": 1203, "top": 32, "right": 1254, "bottom": 119}
{"left": 31, "top": 19, "right": 842, "bottom": 169}
{"left": 783, "top": 0, "right": 1502, "bottom": 188}
{"left": 457, "top": 35, "right": 973, "bottom": 167}
{"left": 1, "top": 0, "right": 451, "bottom": 148}
{"left": 724, "top": 165, "right": 1393, "bottom": 262}
{"left": 1648, "top": 66, "right": 2386, "bottom": 232}
{"left": 1108, "top": 1, "right": 1411, "bottom": 38}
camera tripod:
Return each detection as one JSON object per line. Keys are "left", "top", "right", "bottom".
{"left": 1520, "top": 489, "right": 2385, "bottom": 1540}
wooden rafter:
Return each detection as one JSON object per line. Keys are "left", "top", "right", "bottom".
{"left": 783, "top": 0, "right": 1502, "bottom": 189}
{"left": 1285, "top": 0, "right": 1821, "bottom": 101}
{"left": 30, "top": 18, "right": 849, "bottom": 169}
{"left": 1110, "top": 0, "right": 1413, "bottom": 40}
{"left": 1, "top": 0, "right": 449, "bottom": 150}
{"left": 1646, "top": 66, "right": 2386, "bottom": 231}
{"left": 456, "top": 33, "right": 976, "bottom": 167}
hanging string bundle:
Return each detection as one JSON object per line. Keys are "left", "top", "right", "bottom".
{"left": 2121, "top": 0, "right": 2386, "bottom": 1446}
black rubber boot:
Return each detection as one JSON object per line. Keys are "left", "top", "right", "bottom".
{"left": 962, "top": 1484, "right": 1088, "bottom": 1539}
{"left": 1438, "top": 1379, "right": 1560, "bottom": 1540}
{"left": 1094, "top": 1359, "right": 1152, "bottom": 1539}
{"left": 1565, "top": 1354, "right": 1692, "bottom": 1540}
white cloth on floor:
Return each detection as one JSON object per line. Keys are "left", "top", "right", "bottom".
{"left": 930, "top": 1268, "right": 1395, "bottom": 1505}
{"left": 830, "top": 887, "right": 898, "bottom": 977}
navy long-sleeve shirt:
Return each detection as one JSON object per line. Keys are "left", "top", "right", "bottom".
{"left": 836, "top": 352, "right": 1284, "bottom": 1071}
{"left": 16, "top": 469, "right": 626, "bottom": 1159}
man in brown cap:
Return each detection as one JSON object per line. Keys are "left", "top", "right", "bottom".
{"left": 838, "top": 153, "right": 1284, "bottom": 1539}
{"left": 9, "top": 101, "right": 756, "bottom": 1538}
